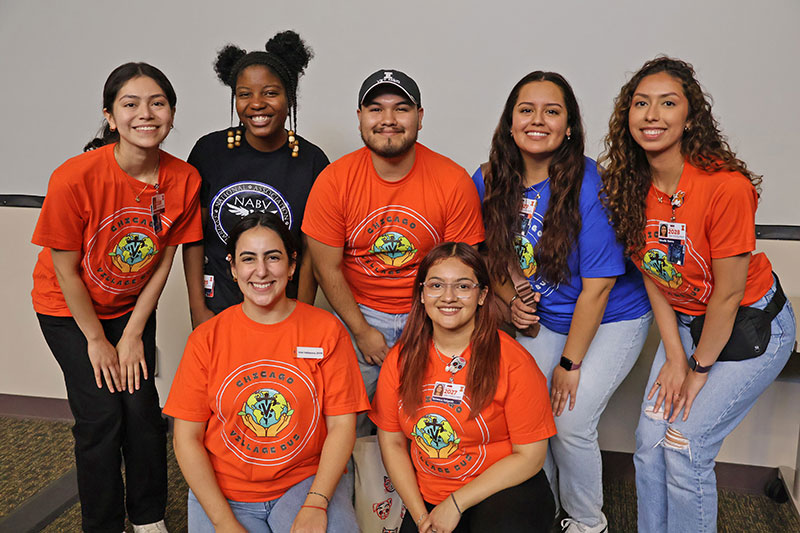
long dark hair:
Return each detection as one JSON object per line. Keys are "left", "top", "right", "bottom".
{"left": 398, "top": 243, "right": 500, "bottom": 419}
{"left": 483, "top": 71, "right": 586, "bottom": 286}
{"left": 84, "top": 63, "right": 177, "bottom": 152}
{"left": 600, "top": 56, "right": 761, "bottom": 254}
{"left": 214, "top": 30, "right": 313, "bottom": 134}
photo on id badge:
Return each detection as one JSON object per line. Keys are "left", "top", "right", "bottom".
{"left": 658, "top": 221, "right": 686, "bottom": 266}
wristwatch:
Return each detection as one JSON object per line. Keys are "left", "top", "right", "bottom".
{"left": 559, "top": 356, "right": 582, "bottom": 371}
{"left": 688, "top": 354, "right": 712, "bottom": 373}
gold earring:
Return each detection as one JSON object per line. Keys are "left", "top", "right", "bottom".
{"left": 232, "top": 273, "right": 238, "bottom": 282}
{"left": 288, "top": 130, "right": 299, "bottom": 158}
{"left": 227, "top": 128, "right": 242, "bottom": 149}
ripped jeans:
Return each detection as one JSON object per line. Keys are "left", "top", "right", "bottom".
{"left": 634, "top": 279, "right": 795, "bottom": 533}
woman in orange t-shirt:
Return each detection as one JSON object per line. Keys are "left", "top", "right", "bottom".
{"left": 31, "top": 63, "right": 202, "bottom": 533}
{"left": 165, "top": 213, "right": 369, "bottom": 533}
{"left": 370, "top": 243, "right": 556, "bottom": 533}
{"left": 601, "top": 56, "right": 795, "bottom": 532}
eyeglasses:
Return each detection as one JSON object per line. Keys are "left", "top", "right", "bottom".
{"left": 420, "top": 281, "right": 481, "bottom": 298}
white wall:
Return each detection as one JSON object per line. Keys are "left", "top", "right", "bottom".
{"left": 0, "top": 0, "right": 799, "bottom": 223}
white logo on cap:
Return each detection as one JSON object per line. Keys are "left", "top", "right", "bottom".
{"left": 382, "top": 71, "right": 400, "bottom": 84}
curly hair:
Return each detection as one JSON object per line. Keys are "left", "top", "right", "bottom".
{"left": 397, "top": 243, "right": 500, "bottom": 419}
{"left": 483, "top": 72, "right": 586, "bottom": 286}
{"left": 599, "top": 56, "right": 761, "bottom": 254}
{"left": 213, "top": 30, "right": 313, "bottom": 133}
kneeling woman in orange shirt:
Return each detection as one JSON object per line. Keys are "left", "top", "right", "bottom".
{"left": 165, "top": 213, "right": 369, "bottom": 533}
{"left": 370, "top": 242, "right": 556, "bottom": 533}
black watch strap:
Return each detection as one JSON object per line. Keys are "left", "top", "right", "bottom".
{"left": 689, "top": 354, "right": 712, "bottom": 373}
{"left": 559, "top": 356, "right": 582, "bottom": 371}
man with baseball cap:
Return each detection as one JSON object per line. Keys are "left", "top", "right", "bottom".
{"left": 302, "top": 69, "right": 484, "bottom": 432}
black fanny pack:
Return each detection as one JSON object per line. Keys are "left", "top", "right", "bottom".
{"left": 689, "top": 273, "right": 786, "bottom": 362}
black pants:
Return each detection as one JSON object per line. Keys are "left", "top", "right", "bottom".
{"left": 399, "top": 469, "right": 554, "bottom": 533}
{"left": 38, "top": 312, "right": 167, "bottom": 533}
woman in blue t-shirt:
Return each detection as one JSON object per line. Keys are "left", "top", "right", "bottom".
{"left": 474, "top": 71, "right": 652, "bottom": 533}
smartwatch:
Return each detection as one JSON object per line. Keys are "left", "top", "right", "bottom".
{"left": 559, "top": 356, "right": 582, "bottom": 371}
{"left": 688, "top": 354, "right": 712, "bottom": 374}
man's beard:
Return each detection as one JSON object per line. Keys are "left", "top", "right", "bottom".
{"left": 361, "top": 129, "right": 417, "bottom": 158}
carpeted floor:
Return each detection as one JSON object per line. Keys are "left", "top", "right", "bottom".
{"left": 3, "top": 416, "right": 799, "bottom": 532}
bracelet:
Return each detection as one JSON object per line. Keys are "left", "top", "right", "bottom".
{"left": 416, "top": 513, "right": 427, "bottom": 525}
{"left": 300, "top": 505, "right": 327, "bottom": 512}
{"left": 450, "top": 493, "right": 462, "bottom": 515}
{"left": 307, "top": 491, "right": 330, "bottom": 505}
{"left": 509, "top": 294, "right": 519, "bottom": 307}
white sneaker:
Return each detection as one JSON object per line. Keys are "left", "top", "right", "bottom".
{"left": 561, "top": 512, "right": 608, "bottom": 533}
{"left": 132, "top": 520, "right": 169, "bottom": 533}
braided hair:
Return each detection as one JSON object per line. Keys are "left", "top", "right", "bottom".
{"left": 214, "top": 30, "right": 313, "bottom": 135}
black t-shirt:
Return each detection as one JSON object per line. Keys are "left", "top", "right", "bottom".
{"left": 188, "top": 129, "right": 329, "bottom": 313}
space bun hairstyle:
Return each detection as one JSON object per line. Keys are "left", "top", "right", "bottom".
{"left": 214, "top": 30, "right": 313, "bottom": 135}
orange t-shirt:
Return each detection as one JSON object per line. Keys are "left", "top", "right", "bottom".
{"left": 369, "top": 332, "right": 556, "bottom": 504}
{"left": 163, "top": 303, "right": 370, "bottom": 502}
{"left": 31, "top": 144, "right": 202, "bottom": 319}
{"left": 301, "top": 144, "right": 484, "bottom": 313}
{"left": 632, "top": 163, "right": 773, "bottom": 315}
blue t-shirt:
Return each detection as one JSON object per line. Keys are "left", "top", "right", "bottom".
{"left": 472, "top": 158, "right": 650, "bottom": 334}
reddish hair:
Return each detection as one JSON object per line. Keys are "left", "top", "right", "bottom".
{"left": 398, "top": 242, "right": 500, "bottom": 419}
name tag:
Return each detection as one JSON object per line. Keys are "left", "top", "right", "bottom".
{"left": 658, "top": 221, "right": 686, "bottom": 243}
{"left": 296, "top": 346, "right": 324, "bottom": 359}
{"left": 432, "top": 381, "right": 465, "bottom": 405}
{"left": 151, "top": 193, "right": 166, "bottom": 215}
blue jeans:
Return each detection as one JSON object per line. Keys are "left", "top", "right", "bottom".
{"left": 187, "top": 474, "right": 357, "bottom": 533}
{"left": 337, "top": 303, "right": 408, "bottom": 437}
{"left": 634, "top": 279, "right": 795, "bottom": 533}
{"left": 517, "top": 311, "right": 652, "bottom": 527}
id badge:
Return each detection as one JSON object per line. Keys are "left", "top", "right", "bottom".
{"left": 150, "top": 193, "right": 166, "bottom": 215}
{"left": 431, "top": 381, "right": 465, "bottom": 405}
{"left": 203, "top": 274, "right": 214, "bottom": 297}
{"left": 658, "top": 221, "right": 686, "bottom": 244}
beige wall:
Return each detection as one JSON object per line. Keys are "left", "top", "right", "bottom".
{"left": 3, "top": 206, "right": 799, "bottom": 468}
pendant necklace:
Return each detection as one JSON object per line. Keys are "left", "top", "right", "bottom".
{"left": 433, "top": 342, "right": 467, "bottom": 384}
{"left": 524, "top": 176, "right": 550, "bottom": 213}
{"left": 654, "top": 163, "right": 685, "bottom": 222}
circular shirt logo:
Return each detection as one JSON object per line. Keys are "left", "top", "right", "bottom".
{"left": 238, "top": 388, "right": 294, "bottom": 438}
{"left": 108, "top": 232, "right": 158, "bottom": 273}
{"left": 370, "top": 231, "right": 416, "bottom": 267}
{"left": 642, "top": 248, "right": 683, "bottom": 289}
{"left": 413, "top": 413, "right": 460, "bottom": 459}
{"left": 210, "top": 181, "right": 292, "bottom": 243}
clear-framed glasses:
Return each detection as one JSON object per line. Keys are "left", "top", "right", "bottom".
{"left": 421, "top": 280, "right": 481, "bottom": 299}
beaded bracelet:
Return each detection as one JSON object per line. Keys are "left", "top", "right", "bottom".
{"left": 301, "top": 505, "right": 327, "bottom": 512}
{"left": 307, "top": 491, "right": 330, "bottom": 505}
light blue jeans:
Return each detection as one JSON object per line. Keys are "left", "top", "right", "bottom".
{"left": 634, "top": 279, "right": 795, "bottom": 533}
{"left": 187, "top": 474, "right": 357, "bottom": 533}
{"left": 338, "top": 303, "right": 408, "bottom": 437}
{"left": 517, "top": 311, "right": 652, "bottom": 527}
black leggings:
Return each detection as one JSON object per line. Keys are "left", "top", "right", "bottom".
{"left": 399, "top": 469, "right": 554, "bottom": 533}
{"left": 38, "top": 312, "right": 167, "bottom": 533}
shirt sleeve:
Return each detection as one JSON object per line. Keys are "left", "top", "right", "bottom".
{"left": 32, "top": 167, "right": 86, "bottom": 250}
{"left": 502, "top": 345, "right": 557, "bottom": 444}
{"left": 163, "top": 329, "right": 212, "bottom": 422}
{"left": 320, "top": 324, "right": 371, "bottom": 416}
{"left": 368, "top": 346, "right": 403, "bottom": 432}
{"left": 165, "top": 168, "right": 203, "bottom": 246}
{"left": 443, "top": 170, "right": 485, "bottom": 245}
{"left": 301, "top": 165, "right": 347, "bottom": 248}
{"left": 707, "top": 176, "right": 758, "bottom": 259}
{"left": 470, "top": 166, "right": 486, "bottom": 203}
{"left": 576, "top": 170, "right": 626, "bottom": 278}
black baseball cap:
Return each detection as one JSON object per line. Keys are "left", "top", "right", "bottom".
{"left": 358, "top": 69, "right": 421, "bottom": 106}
